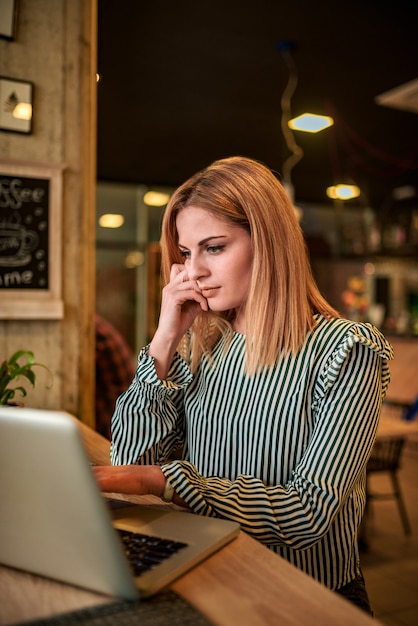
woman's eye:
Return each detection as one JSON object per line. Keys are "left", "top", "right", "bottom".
{"left": 207, "top": 245, "right": 224, "bottom": 254}
{"left": 179, "top": 250, "right": 190, "bottom": 258}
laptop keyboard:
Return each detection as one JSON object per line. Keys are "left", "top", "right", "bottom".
{"left": 116, "top": 528, "right": 188, "bottom": 576}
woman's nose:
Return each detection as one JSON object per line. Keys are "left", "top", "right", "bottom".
{"left": 186, "top": 255, "right": 209, "bottom": 281}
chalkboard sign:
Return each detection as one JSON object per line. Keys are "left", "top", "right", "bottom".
{"left": 0, "top": 160, "right": 64, "bottom": 319}
{"left": 0, "top": 175, "right": 50, "bottom": 290}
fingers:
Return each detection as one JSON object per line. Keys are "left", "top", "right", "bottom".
{"left": 170, "top": 264, "right": 200, "bottom": 292}
{"left": 170, "top": 263, "right": 187, "bottom": 281}
{"left": 154, "top": 264, "right": 209, "bottom": 348}
{"left": 165, "top": 265, "right": 208, "bottom": 311}
{"left": 168, "top": 285, "right": 208, "bottom": 312}
{"left": 92, "top": 465, "right": 166, "bottom": 498}
{"left": 93, "top": 465, "right": 143, "bottom": 494}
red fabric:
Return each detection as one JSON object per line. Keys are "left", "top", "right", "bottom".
{"left": 95, "top": 314, "right": 136, "bottom": 439}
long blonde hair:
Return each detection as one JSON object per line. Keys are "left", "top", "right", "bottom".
{"left": 160, "top": 156, "right": 339, "bottom": 373}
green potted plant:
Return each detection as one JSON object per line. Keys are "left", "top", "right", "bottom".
{"left": 0, "top": 350, "right": 52, "bottom": 406}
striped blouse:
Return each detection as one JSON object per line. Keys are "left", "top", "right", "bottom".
{"left": 110, "top": 314, "right": 393, "bottom": 590}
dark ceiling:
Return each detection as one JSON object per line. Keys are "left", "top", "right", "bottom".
{"left": 97, "top": 0, "right": 418, "bottom": 212}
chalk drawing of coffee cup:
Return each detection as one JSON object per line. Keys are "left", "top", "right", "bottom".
{"left": 0, "top": 223, "right": 39, "bottom": 267}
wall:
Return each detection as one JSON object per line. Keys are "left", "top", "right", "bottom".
{"left": 0, "top": 0, "right": 97, "bottom": 425}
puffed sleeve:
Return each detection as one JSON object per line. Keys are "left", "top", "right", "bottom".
{"left": 317, "top": 322, "right": 392, "bottom": 400}
{"left": 110, "top": 346, "right": 193, "bottom": 465}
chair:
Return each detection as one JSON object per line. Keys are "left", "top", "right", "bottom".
{"left": 365, "top": 436, "right": 411, "bottom": 536}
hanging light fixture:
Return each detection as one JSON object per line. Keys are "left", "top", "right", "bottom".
{"left": 288, "top": 113, "right": 334, "bottom": 133}
{"left": 278, "top": 41, "right": 334, "bottom": 207}
{"left": 326, "top": 184, "right": 361, "bottom": 200}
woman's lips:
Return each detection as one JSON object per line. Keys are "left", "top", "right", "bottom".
{"left": 200, "top": 286, "right": 219, "bottom": 298}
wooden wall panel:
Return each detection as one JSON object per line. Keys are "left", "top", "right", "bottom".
{"left": 0, "top": 0, "right": 97, "bottom": 425}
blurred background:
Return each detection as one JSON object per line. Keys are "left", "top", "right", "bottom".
{"left": 95, "top": 0, "right": 418, "bottom": 353}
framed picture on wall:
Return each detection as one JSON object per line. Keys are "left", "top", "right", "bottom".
{"left": 0, "top": 0, "right": 18, "bottom": 40}
{"left": 0, "top": 76, "right": 33, "bottom": 134}
{"left": 0, "top": 159, "right": 65, "bottom": 319}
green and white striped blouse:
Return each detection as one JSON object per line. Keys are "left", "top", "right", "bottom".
{"left": 111, "top": 314, "right": 393, "bottom": 590}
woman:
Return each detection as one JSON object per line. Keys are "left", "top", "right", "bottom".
{"left": 94, "top": 156, "right": 393, "bottom": 613}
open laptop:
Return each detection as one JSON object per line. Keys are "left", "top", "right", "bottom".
{"left": 0, "top": 407, "right": 239, "bottom": 599}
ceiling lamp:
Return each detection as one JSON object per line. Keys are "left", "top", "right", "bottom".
{"left": 326, "top": 184, "right": 361, "bottom": 200}
{"left": 278, "top": 41, "right": 334, "bottom": 204}
{"left": 98, "top": 213, "right": 124, "bottom": 228}
{"left": 143, "top": 191, "right": 170, "bottom": 207}
{"left": 288, "top": 113, "right": 334, "bottom": 133}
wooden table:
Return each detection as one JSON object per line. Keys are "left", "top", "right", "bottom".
{"left": 0, "top": 418, "right": 381, "bottom": 626}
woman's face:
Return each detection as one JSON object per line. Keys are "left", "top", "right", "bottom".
{"left": 176, "top": 206, "right": 253, "bottom": 331}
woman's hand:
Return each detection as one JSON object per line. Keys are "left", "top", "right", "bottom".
{"left": 93, "top": 465, "right": 166, "bottom": 496}
{"left": 92, "top": 465, "right": 188, "bottom": 507}
{"left": 149, "top": 264, "right": 208, "bottom": 379}
{"left": 157, "top": 263, "right": 208, "bottom": 343}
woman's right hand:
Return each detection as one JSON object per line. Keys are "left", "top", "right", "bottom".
{"left": 148, "top": 264, "right": 208, "bottom": 378}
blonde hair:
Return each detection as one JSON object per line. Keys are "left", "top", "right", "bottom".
{"left": 160, "top": 156, "right": 339, "bottom": 373}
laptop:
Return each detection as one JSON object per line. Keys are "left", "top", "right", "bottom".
{"left": 0, "top": 407, "right": 239, "bottom": 599}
